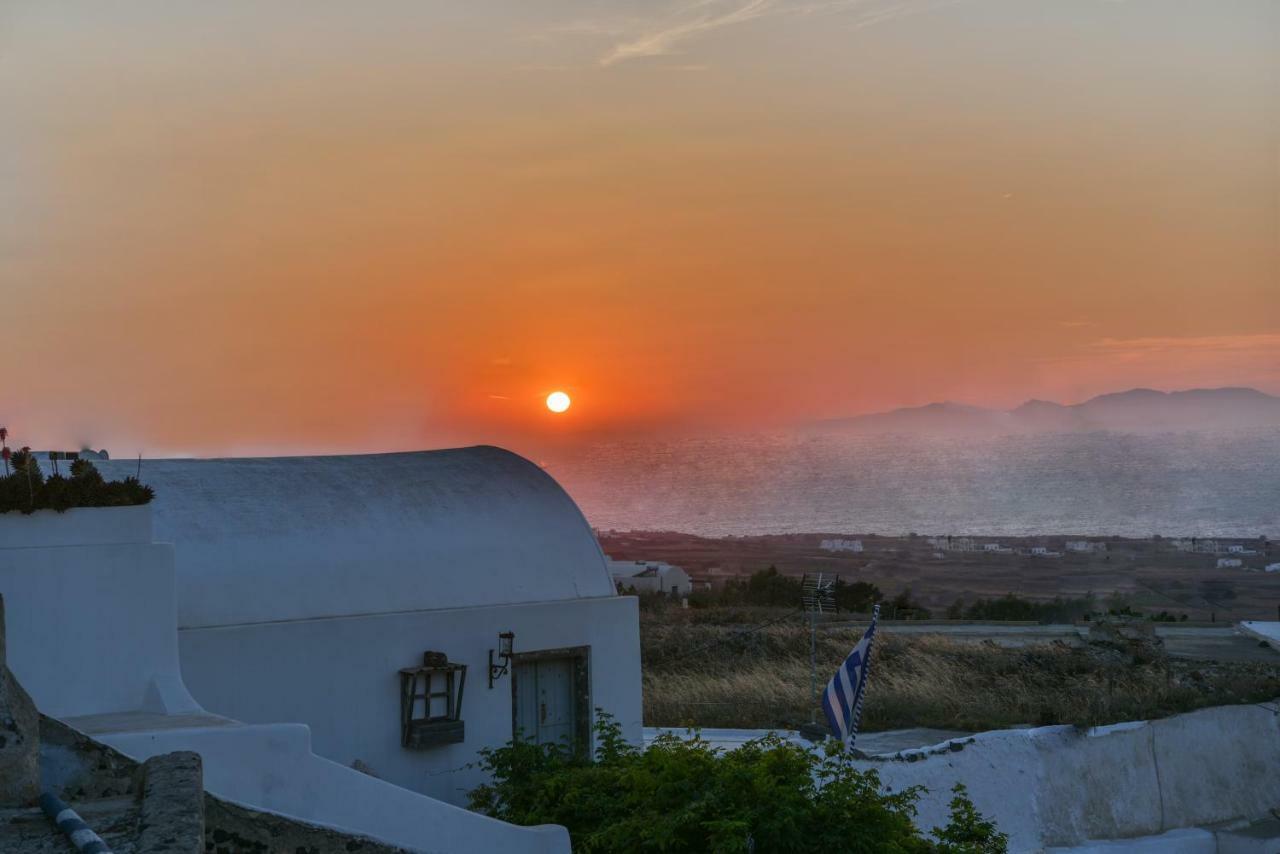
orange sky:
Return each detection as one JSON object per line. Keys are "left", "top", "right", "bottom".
{"left": 2, "top": 1, "right": 1277, "bottom": 456}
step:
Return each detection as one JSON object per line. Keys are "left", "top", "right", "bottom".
{"left": 1216, "top": 817, "right": 1280, "bottom": 854}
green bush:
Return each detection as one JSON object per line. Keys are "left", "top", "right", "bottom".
{"left": 954, "top": 594, "right": 1096, "bottom": 624}
{"left": 0, "top": 452, "right": 153, "bottom": 514}
{"left": 469, "top": 712, "right": 1007, "bottom": 853}
{"left": 705, "top": 568, "right": 884, "bottom": 613}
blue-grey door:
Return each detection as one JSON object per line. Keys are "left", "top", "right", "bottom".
{"left": 514, "top": 657, "right": 577, "bottom": 750}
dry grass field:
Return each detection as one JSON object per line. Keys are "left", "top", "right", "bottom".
{"left": 641, "top": 609, "right": 1280, "bottom": 732}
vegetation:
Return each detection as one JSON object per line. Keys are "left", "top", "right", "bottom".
{"left": 0, "top": 449, "right": 153, "bottom": 514}
{"left": 641, "top": 611, "right": 1280, "bottom": 732}
{"left": 645, "top": 566, "right": 934, "bottom": 618}
{"left": 947, "top": 594, "right": 1188, "bottom": 624}
{"left": 469, "top": 712, "right": 1007, "bottom": 853}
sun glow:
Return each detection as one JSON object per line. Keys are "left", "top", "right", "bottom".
{"left": 546, "top": 391, "right": 571, "bottom": 413}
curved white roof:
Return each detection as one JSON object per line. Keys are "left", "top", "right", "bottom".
{"left": 96, "top": 447, "right": 613, "bottom": 629}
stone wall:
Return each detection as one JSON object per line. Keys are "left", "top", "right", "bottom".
{"left": 36, "top": 714, "right": 416, "bottom": 853}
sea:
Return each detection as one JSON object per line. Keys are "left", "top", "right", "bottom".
{"left": 542, "top": 429, "right": 1280, "bottom": 538}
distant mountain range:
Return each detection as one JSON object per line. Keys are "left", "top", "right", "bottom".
{"left": 817, "top": 387, "right": 1280, "bottom": 434}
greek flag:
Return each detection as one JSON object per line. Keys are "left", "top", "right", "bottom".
{"left": 821, "top": 604, "right": 879, "bottom": 747}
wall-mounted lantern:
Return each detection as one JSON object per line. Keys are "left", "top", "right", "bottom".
{"left": 399, "top": 651, "right": 466, "bottom": 749}
{"left": 488, "top": 631, "right": 515, "bottom": 689}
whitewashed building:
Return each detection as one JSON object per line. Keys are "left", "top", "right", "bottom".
{"left": 2, "top": 446, "right": 642, "bottom": 852}
{"left": 1064, "top": 540, "right": 1106, "bottom": 553}
{"left": 607, "top": 558, "right": 693, "bottom": 597}
{"left": 929, "top": 536, "right": 970, "bottom": 551}
{"left": 1173, "top": 539, "right": 1221, "bottom": 554}
{"left": 819, "top": 538, "right": 863, "bottom": 553}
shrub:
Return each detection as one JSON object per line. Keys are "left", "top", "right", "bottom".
{"left": 956, "top": 594, "right": 1097, "bottom": 624}
{"left": 0, "top": 452, "right": 153, "bottom": 514}
{"left": 469, "top": 711, "right": 1006, "bottom": 853}
{"left": 701, "top": 568, "right": 884, "bottom": 613}
{"left": 887, "top": 588, "right": 932, "bottom": 620}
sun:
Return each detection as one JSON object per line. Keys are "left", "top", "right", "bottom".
{"left": 546, "top": 391, "right": 571, "bottom": 413}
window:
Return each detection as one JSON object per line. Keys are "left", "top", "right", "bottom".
{"left": 399, "top": 651, "right": 467, "bottom": 749}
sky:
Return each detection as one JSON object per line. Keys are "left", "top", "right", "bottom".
{"left": 2, "top": 0, "right": 1277, "bottom": 457}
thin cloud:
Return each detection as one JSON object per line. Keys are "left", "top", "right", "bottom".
{"left": 576, "top": 0, "right": 959, "bottom": 67}
{"left": 600, "top": 0, "right": 772, "bottom": 66}
{"left": 1037, "top": 333, "right": 1280, "bottom": 392}
{"left": 1088, "top": 333, "right": 1280, "bottom": 355}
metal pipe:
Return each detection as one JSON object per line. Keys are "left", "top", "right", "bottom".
{"left": 39, "top": 792, "right": 113, "bottom": 854}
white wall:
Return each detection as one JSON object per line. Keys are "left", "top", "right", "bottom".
{"left": 177, "top": 595, "right": 643, "bottom": 806}
{"left": 855, "top": 703, "right": 1280, "bottom": 853}
{"left": 0, "top": 505, "right": 152, "bottom": 549}
{"left": 0, "top": 507, "right": 198, "bottom": 718}
{"left": 0, "top": 505, "right": 582, "bottom": 852}
{"left": 102, "top": 721, "right": 569, "bottom": 854}
{"left": 1240, "top": 622, "right": 1280, "bottom": 646}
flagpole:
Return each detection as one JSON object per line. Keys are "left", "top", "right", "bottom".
{"left": 846, "top": 603, "right": 880, "bottom": 751}
{"left": 809, "top": 603, "right": 818, "bottom": 723}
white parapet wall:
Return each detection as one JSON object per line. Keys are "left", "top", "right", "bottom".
{"left": 0, "top": 506, "right": 198, "bottom": 718}
{"left": 101, "top": 721, "right": 568, "bottom": 854}
{"left": 0, "top": 505, "right": 153, "bottom": 550}
{"left": 854, "top": 702, "right": 1280, "bottom": 853}
{"left": 1239, "top": 621, "right": 1280, "bottom": 648}
{"left": 0, "top": 505, "right": 573, "bottom": 853}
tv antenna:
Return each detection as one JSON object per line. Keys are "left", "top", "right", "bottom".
{"left": 801, "top": 573, "right": 836, "bottom": 722}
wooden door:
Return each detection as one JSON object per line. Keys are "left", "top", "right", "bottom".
{"left": 513, "top": 657, "right": 578, "bottom": 750}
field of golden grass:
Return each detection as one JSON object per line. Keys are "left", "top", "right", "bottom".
{"left": 641, "top": 611, "right": 1280, "bottom": 731}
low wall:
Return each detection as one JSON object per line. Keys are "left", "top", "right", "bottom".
{"left": 1239, "top": 621, "right": 1280, "bottom": 648}
{"left": 0, "top": 506, "right": 153, "bottom": 549}
{"left": 102, "top": 721, "right": 569, "bottom": 854}
{"left": 856, "top": 702, "right": 1280, "bottom": 852}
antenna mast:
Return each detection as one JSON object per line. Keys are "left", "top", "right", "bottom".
{"left": 801, "top": 572, "right": 835, "bottom": 722}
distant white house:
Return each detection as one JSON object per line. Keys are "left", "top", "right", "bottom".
{"left": 607, "top": 559, "right": 693, "bottom": 597}
{"left": 1029, "top": 546, "right": 1062, "bottom": 558}
{"left": 820, "top": 538, "right": 863, "bottom": 553}
{"left": 1217, "top": 557, "right": 1244, "bottom": 569}
{"left": 982, "top": 543, "right": 1014, "bottom": 554}
{"left": 1173, "top": 539, "right": 1221, "bottom": 554}
{"left": 1226, "top": 545, "right": 1258, "bottom": 555}
{"left": 1065, "top": 540, "right": 1106, "bottom": 553}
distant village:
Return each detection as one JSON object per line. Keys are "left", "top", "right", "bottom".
{"left": 599, "top": 528, "right": 1280, "bottom": 621}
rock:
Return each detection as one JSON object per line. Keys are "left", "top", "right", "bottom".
{"left": 137, "top": 751, "right": 204, "bottom": 853}
{"left": 351, "top": 759, "right": 382, "bottom": 779}
{"left": 0, "top": 594, "right": 40, "bottom": 805}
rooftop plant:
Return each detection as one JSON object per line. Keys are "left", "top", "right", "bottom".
{"left": 0, "top": 431, "right": 153, "bottom": 514}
